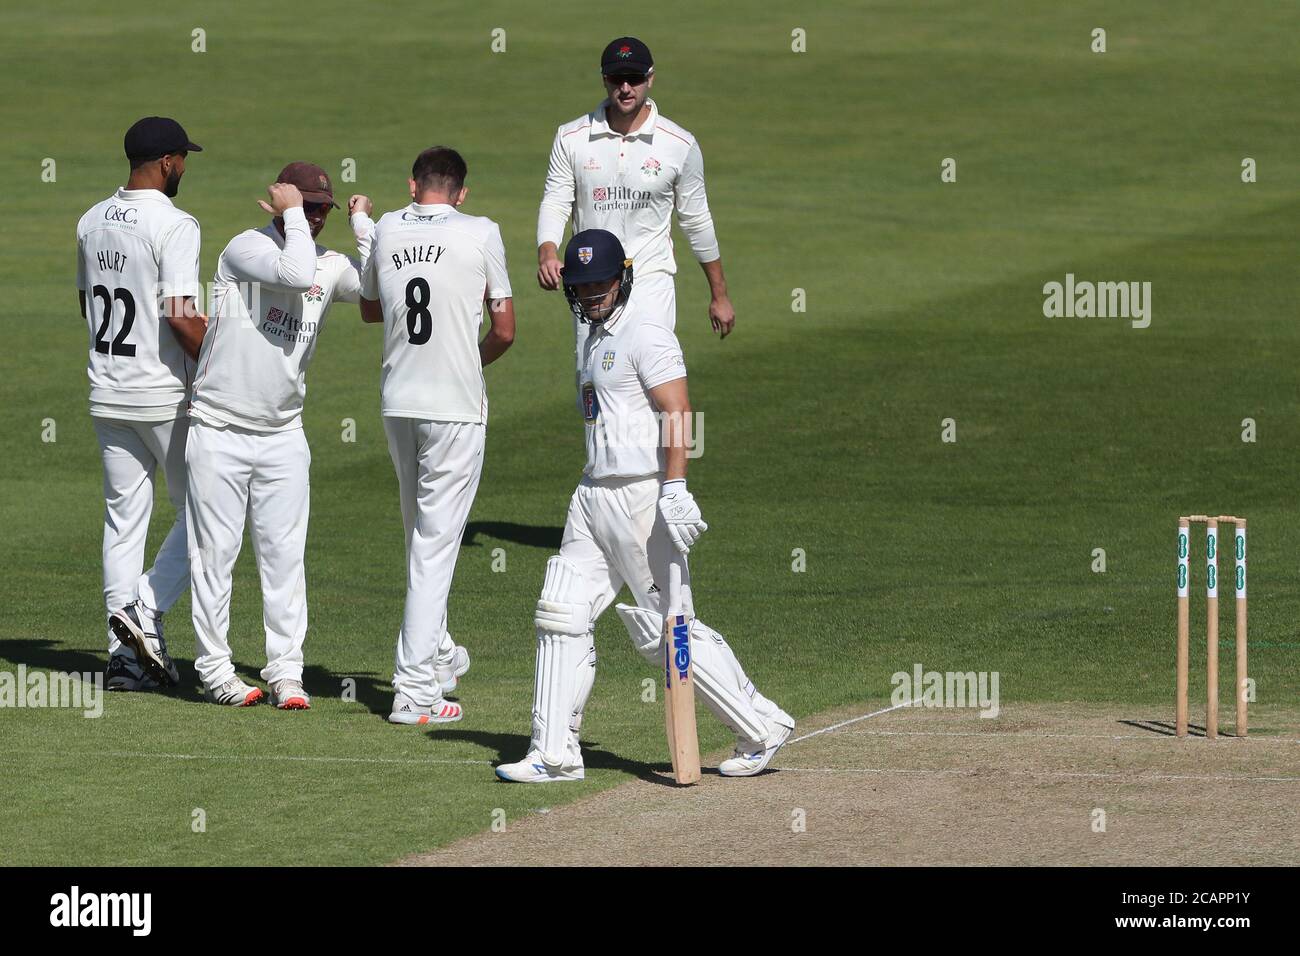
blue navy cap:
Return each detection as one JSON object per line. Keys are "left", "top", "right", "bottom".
{"left": 563, "top": 229, "right": 629, "bottom": 283}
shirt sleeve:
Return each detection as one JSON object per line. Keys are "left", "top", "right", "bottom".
{"left": 537, "top": 126, "right": 575, "bottom": 249}
{"left": 484, "top": 222, "right": 512, "bottom": 300}
{"left": 635, "top": 322, "right": 687, "bottom": 390}
{"left": 674, "top": 140, "right": 720, "bottom": 264}
{"left": 333, "top": 212, "right": 375, "bottom": 304}
{"left": 333, "top": 256, "right": 362, "bottom": 304}
{"left": 157, "top": 216, "right": 203, "bottom": 300}
{"left": 75, "top": 232, "right": 87, "bottom": 292}
{"left": 219, "top": 208, "right": 317, "bottom": 292}
{"left": 351, "top": 212, "right": 375, "bottom": 271}
{"left": 359, "top": 219, "right": 380, "bottom": 300}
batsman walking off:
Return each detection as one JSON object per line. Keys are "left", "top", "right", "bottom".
{"left": 496, "top": 230, "right": 791, "bottom": 783}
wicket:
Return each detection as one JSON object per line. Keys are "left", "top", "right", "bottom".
{"left": 1176, "top": 515, "right": 1247, "bottom": 739}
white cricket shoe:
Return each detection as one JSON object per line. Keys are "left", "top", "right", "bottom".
{"left": 719, "top": 715, "right": 795, "bottom": 777}
{"left": 108, "top": 601, "right": 179, "bottom": 686}
{"left": 495, "top": 750, "right": 585, "bottom": 783}
{"left": 203, "top": 677, "right": 265, "bottom": 707}
{"left": 388, "top": 693, "right": 463, "bottom": 725}
{"left": 435, "top": 645, "right": 471, "bottom": 695}
{"left": 269, "top": 679, "right": 311, "bottom": 710}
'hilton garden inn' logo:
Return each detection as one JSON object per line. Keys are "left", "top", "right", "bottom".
{"left": 1043, "top": 273, "right": 1151, "bottom": 329}
{"left": 1, "top": 665, "right": 103, "bottom": 718}
{"left": 891, "top": 664, "right": 1000, "bottom": 718}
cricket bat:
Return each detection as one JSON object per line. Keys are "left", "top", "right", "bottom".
{"left": 663, "top": 557, "right": 701, "bottom": 784}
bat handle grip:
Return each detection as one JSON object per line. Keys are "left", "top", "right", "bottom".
{"left": 667, "top": 556, "right": 682, "bottom": 617}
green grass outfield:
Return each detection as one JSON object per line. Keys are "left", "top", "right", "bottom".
{"left": 2, "top": 1, "right": 1298, "bottom": 864}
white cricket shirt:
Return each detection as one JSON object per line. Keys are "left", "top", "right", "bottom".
{"left": 537, "top": 98, "right": 719, "bottom": 278}
{"left": 361, "top": 203, "right": 511, "bottom": 423}
{"left": 75, "top": 188, "right": 202, "bottom": 420}
{"left": 578, "top": 308, "right": 686, "bottom": 479}
{"left": 190, "top": 208, "right": 369, "bottom": 432}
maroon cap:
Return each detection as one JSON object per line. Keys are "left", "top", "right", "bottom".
{"left": 276, "top": 161, "right": 338, "bottom": 208}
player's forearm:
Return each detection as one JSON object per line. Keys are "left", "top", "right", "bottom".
{"left": 164, "top": 297, "right": 207, "bottom": 360}
{"left": 351, "top": 212, "right": 375, "bottom": 269}
{"left": 700, "top": 259, "right": 728, "bottom": 300}
{"left": 229, "top": 208, "right": 316, "bottom": 291}
{"left": 537, "top": 199, "right": 571, "bottom": 247}
{"left": 479, "top": 298, "right": 515, "bottom": 366}
{"left": 663, "top": 441, "right": 688, "bottom": 482}
{"left": 650, "top": 379, "right": 692, "bottom": 481}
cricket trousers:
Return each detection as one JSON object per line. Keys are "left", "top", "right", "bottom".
{"left": 93, "top": 415, "right": 191, "bottom": 654}
{"left": 560, "top": 475, "right": 692, "bottom": 620}
{"left": 186, "top": 420, "right": 311, "bottom": 689}
{"left": 384, "top": 417, "right": 485, "bottom": 706}
{"left": 543, "top": 474, "right": 781, "bottom": 751}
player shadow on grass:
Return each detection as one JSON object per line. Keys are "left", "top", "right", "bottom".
{"left": 2, "top": 639, "right": 106, "bottom": 679}
{"left": 433, "top": 728, "right": 690, "bottom": 788}
{"left": 461, "top": 521, "right": 564, "bottom": 550}
{"left": 6, "top": 639, "right": 436, "bottom": 713}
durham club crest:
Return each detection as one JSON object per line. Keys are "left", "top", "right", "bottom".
{"left": 578, "top": 246, "right": 593, "bottom": 264}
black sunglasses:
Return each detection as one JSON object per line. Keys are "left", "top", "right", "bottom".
{"left": 303, "top": 201, "right": 331, "bottom": 215}
{"left": 605, "top": 73, "right": 648, "bottom": 87}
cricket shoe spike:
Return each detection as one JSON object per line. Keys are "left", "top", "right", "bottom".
{"left": 269, "top": 679, "right": 311, "bottom": 710}
{"left": 718, "top": 721, "right": 793, "bottom": 777}
{"left": 388, "top": 693, "right": 463, "bottom": 725}
{"left": 435, "top": 644, "right": 471, "bottom": 695}
{"left": 495, "top": 749, "right": 585, "bottom": 783}
{"left": 108, "top": 601, "right": 179, "bottom": 686}
{"left": 105, "top": 653, "right": 160, "bottom": 692}
{"left": 203, "top": 677, "right": 264, "bottom": 707}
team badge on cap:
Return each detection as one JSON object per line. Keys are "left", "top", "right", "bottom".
{"left": 578, "top": 247, "right": 593, "bottom": 264}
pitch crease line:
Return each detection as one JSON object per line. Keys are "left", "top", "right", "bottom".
{"left": 0, "top": 749, "right": 492, "bottom": 767}
{"left": 786, "top": 701, "right": 914, "bottom": 745}
{"left": 779, "top": 766, "right": 1300, "bottom": 783}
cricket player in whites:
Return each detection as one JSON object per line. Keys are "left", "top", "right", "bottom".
{"left": 360, "top": 147, "right": 516, "bottom": 725}
{"left": 537, "top": 36, "right": 736, "bottom": 368}
{"left": 497, "top": 230, "right": 791, "bottom": 783}
{"left": 76, "top": 116, "right": 207, "bottom": 691}
{"left": 187, "top": 163, "right": 373, "bottom": 707}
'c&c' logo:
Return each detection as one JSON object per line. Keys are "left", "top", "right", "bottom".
{"left": 1177, "top": 566, "right": 1187, "bottom": 589}
{"left": 1178, "top": 533, "right": 1188, "bottom": 558}
{"left": 1207, "top": 536, "right": 1216, "bottom": 559}
{"left": 104, "top": 206, "right": 138, "bottom": 224}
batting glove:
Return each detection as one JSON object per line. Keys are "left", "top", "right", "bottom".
{"left": 658, "top": 479, "right": 708, "bottom": 553}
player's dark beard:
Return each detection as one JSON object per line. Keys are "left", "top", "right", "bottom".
{"left": 162, "top": 166, "right": 182, "bottom": 198}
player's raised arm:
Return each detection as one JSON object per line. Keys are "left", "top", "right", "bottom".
{"left": 331, "top": 194, "right": 376, "bottom": 306}
{"left": 356, "top": 200, "right": 384, "bottom": 323}
{"left": 536, "top": 127, "right": 574, "bottom": 290}
{"left": 224, "top": 183, "right": 316, "bottom": 291}
{"left": 675, "top": 140, "right": 734, "bottom": 338}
